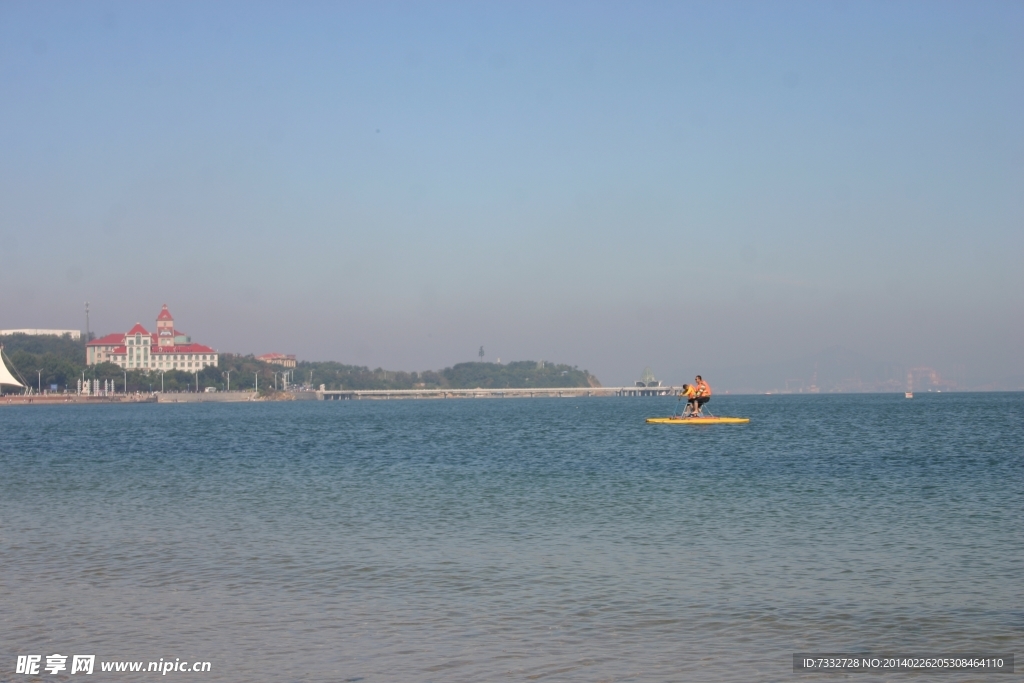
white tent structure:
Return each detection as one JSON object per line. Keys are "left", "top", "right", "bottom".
{"left": 0, "top": 348, "right": 25, "bottom": 389}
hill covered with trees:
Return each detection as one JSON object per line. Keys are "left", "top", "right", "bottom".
{"left": 297, "top": 360, "right": 599, "bottom": 391}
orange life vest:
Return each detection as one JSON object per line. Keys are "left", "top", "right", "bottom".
{"left": 695, "top": 380, "right": 711, "bottom": 397}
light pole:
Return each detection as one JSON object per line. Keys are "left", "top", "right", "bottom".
{"left": 160, "top": 371, "right": 164, "bottom": 393}
{"left": 37, "top": 369, "right": 42, "bottom": 394}
{"left": 254, "top": 372, "right": 258, "bottom": 393}
{"left": 124, "top": 370, "right": 127, "bottom": 395}
{"left": 223, "top": 370, "right": 232, "bottom": 391}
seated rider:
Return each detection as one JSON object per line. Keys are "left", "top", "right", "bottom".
{"left": 680, "top": 383, "right": 698, "bottom": 416}
{"left": 694, "top": 375, "right": 712, "bottom": 414}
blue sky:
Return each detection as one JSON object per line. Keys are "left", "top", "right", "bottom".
{"left": 2, "top": 1, "right": 1021, "bottom": 387}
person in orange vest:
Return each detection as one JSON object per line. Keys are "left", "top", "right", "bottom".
{"left": 680, "top": 383, "right": 698, "bottom": 416}
{"left": 694, "top": 375, "right": 712, "bottom": 414}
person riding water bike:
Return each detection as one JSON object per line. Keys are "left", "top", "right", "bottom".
{"left": 693, "top": 375, "right": 712, "bottom": 415}
{"left": 680, "top": 383, "right": 698, "bottom": 416}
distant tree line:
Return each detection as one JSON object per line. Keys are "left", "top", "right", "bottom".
{"left": 1, "top": 334, "right": 601, "bottom": 394}
{"left": 295, "top": 360, "right": 599, "bottom": 390}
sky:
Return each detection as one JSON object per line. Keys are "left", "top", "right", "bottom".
{"left": 1, "top": 1, "right": 1022, "bottom": 388}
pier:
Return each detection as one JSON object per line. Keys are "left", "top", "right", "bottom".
{"left": 318, "top": 386, "right": 680, "bottom": 400}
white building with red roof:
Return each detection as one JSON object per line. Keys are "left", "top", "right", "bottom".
{"left": 86, "top": 305, "right": 218, "bottom": 372}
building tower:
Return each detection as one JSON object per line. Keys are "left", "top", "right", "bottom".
{"left": 156, "top": 304, "right": 175, "bottom": 348}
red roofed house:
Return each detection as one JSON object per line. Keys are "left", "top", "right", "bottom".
{"left": 257, "top": 353, "right": 297, "bottom": 368}
{"left": 86, "top": 305, "right": 218, "bottom": 372}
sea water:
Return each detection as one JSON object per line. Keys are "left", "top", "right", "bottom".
{"left": 1, "top": 393, "right": 1021, "bottom": 682}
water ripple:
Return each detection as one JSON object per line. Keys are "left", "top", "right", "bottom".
{"left": 1, "top": 394, "right": 1021, "bottom": 681}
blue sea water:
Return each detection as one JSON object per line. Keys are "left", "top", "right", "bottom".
{"left": 1, "top": 393, "right": 1021, "bottom": 682}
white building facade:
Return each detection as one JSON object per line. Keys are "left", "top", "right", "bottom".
{"left": 87, "top": 305, "right": 218, "bottom": 372}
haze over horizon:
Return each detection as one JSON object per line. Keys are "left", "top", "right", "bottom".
{"left": 2, "top": 2, "right": 1021, "bottom": 389}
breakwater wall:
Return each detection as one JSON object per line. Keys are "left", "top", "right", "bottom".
{"left": 319, "top": 386, "right": 679, "bottom": 400}
{"left": 157, "top": 391, "right": 258, "bottom": 403}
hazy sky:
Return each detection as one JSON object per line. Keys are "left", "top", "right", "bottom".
{"left": 2, "top": 1, "right": 1021, "bottom": 387}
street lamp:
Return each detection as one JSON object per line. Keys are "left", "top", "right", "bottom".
{"left": 37, "top": 369, "right": 42, "bottom": 394}
{"left": 124, "top": 370, "right": 127, "bottom": 395}
{"left": 160, "top": 371, "right": 164, "bottom": 393}
{"left": 223, "top": 370, "right": 232, "bottom": 391}
{"left": 254, "top": 372, "right": 258, "bottom": 393}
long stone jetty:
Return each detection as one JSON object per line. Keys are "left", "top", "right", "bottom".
{"left": 319, "top": 386, "right": 679, "bottom": 400}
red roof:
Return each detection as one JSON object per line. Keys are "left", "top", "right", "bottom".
{"left": 87, "top": 333, "right": 125, "bottom": 346}
{"left": 85, "top": 310, "right": 214, "bottom": 357}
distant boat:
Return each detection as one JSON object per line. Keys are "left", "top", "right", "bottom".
{"left": 905, "top": 391, "right": 913, "bottom": 399}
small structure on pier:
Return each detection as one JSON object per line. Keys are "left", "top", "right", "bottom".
{"left": 616, "top": 367, "right": 675, "bottom": 396}
{"left": 636, "top": 367, "right": 661, "bottom": 388}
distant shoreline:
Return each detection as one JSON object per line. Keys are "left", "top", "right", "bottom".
{"left": 0, "top": 387, "right": 673, "bottom": 405}
{"left": 4, "top": 388, "right": 1017, "bottom": 406}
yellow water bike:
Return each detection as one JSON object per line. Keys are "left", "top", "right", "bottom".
{"left": 646, "top": 391, "right": 749, "bottom": 425}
